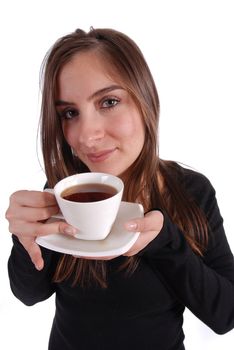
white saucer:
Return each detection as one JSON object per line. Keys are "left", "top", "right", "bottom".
{"left": 36, "top": 202, "right": 144, "bottom": 257}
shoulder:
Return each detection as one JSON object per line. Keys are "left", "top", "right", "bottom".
{"left": 174, "top": 162, "right": 215, "bottom": 196}
{"left": 164, "top": 161, "right": 217, "bottom": 213}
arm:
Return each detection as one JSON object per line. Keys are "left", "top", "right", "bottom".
{"left": 143, "top": 178, "right": 234, "bottom": 334}
{"left": 8, "top": 235, "right": 60, "bottom": 306}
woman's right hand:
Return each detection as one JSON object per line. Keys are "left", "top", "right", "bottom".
{"left": 5, "top": 190, "right": 77, "bottom": 270}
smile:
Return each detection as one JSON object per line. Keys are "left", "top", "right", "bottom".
{"left": 87, "top": 149, "right": 116, "bottom": 163}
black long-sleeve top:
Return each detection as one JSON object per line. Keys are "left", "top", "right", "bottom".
{"left": 8, "top": 165, "right": 234, "bottom": 349}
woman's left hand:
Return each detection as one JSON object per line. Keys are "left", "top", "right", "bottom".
{"left": 74, "top": 210, "right": 164, "bottom": 260}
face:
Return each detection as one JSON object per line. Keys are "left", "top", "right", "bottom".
{"left": 56, "top": 51, "right": 145, "bottom": 178}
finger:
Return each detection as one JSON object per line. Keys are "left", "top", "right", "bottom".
{"left": 9, "top": 220, "right": 78, "bottom": 238}
{"left": 125, "top": 210, "right": 164, "bottom": 233}
{"left": 10, "top": 190, "right": 57, "bottom": 208}
{"left": 19, "top": 237, "right": 44, "bottom": 270}
{"left": 35, "top": 220, "right": 78, "bottom": 237}
{"left": 7, "top": 205, "right": 59, "bottom": 222}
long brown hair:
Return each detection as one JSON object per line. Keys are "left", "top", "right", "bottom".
{"left": 40, "top": 28, "right": 208, "bottom": 288}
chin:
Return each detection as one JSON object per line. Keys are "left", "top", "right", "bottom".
{"left": 88, "top": 165, "right": 123, "bottom": 177}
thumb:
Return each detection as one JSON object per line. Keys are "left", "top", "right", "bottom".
{"left": 125, "top": 210, "right": 164, "bottom": 233}
{"left": 19, "top": 237, "right": 44, "bottom": 271}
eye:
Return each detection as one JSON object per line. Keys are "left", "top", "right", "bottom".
{"left": 101, "top": 97, "right": 120, "bottom": 109}
{"left": 59, "top": 108, "right": 79, "bottom": 120}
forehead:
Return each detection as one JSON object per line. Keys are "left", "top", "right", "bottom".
{"left": 58, "top": 51, "right": 120, "bottom": 88}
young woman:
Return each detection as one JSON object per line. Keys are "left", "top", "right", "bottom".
{"left": 6, "top": 28, "right": 234, "bottom": 350}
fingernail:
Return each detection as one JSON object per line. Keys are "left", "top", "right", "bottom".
{"left": 35, "top": 262, "right": 43, "bottom": 271}
{"left": 125, "top": 222, "right": 138, "bottom": 231}
{"left": 64, "top": 226, "right": 77, "bottom": 236}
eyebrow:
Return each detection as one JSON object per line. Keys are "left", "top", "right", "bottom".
{"left": 55, "top": 84, "right": 123, "bottom": 106}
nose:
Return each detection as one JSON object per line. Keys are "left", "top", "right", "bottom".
{"left": 77, "top": 113, "right": 105, "bottom": 147}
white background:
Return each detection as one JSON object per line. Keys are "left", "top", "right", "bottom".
{"left": 0, "top": 0, "right": 233, "bottom": 349}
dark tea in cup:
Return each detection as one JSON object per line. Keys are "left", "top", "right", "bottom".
{"left": 61, "top": 183, "right": 117, "bottom": 203}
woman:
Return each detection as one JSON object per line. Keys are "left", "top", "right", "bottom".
{"left": 6, "top": 28, "right": 234, "bottom": 349}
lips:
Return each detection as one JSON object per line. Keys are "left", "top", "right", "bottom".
{"left": 87, "top": 148, "right": 116, "bottom": 163}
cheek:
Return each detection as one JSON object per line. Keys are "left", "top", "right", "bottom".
{"left": 110, "top": 113, "right": 145, "bottom": 141}
{"left": 118, "top": 120, "right": 134, "bottom": 137}
{"left": 62, "top": 123, "right": 76, "bottom": 148}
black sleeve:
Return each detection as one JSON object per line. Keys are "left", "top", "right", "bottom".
{"left": 143, "top": 175, "right": 234, "bottom": 335}
{"left": 8, "top": 235, "right": 60, "bottom": 306}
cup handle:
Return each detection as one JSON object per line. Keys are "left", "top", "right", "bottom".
{"left": 44, "top": 188, "right": 64, "bottom": 220}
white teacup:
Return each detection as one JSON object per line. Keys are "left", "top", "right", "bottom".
{"left": 51, "top": 172, "right": 124, "bottom": 240}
